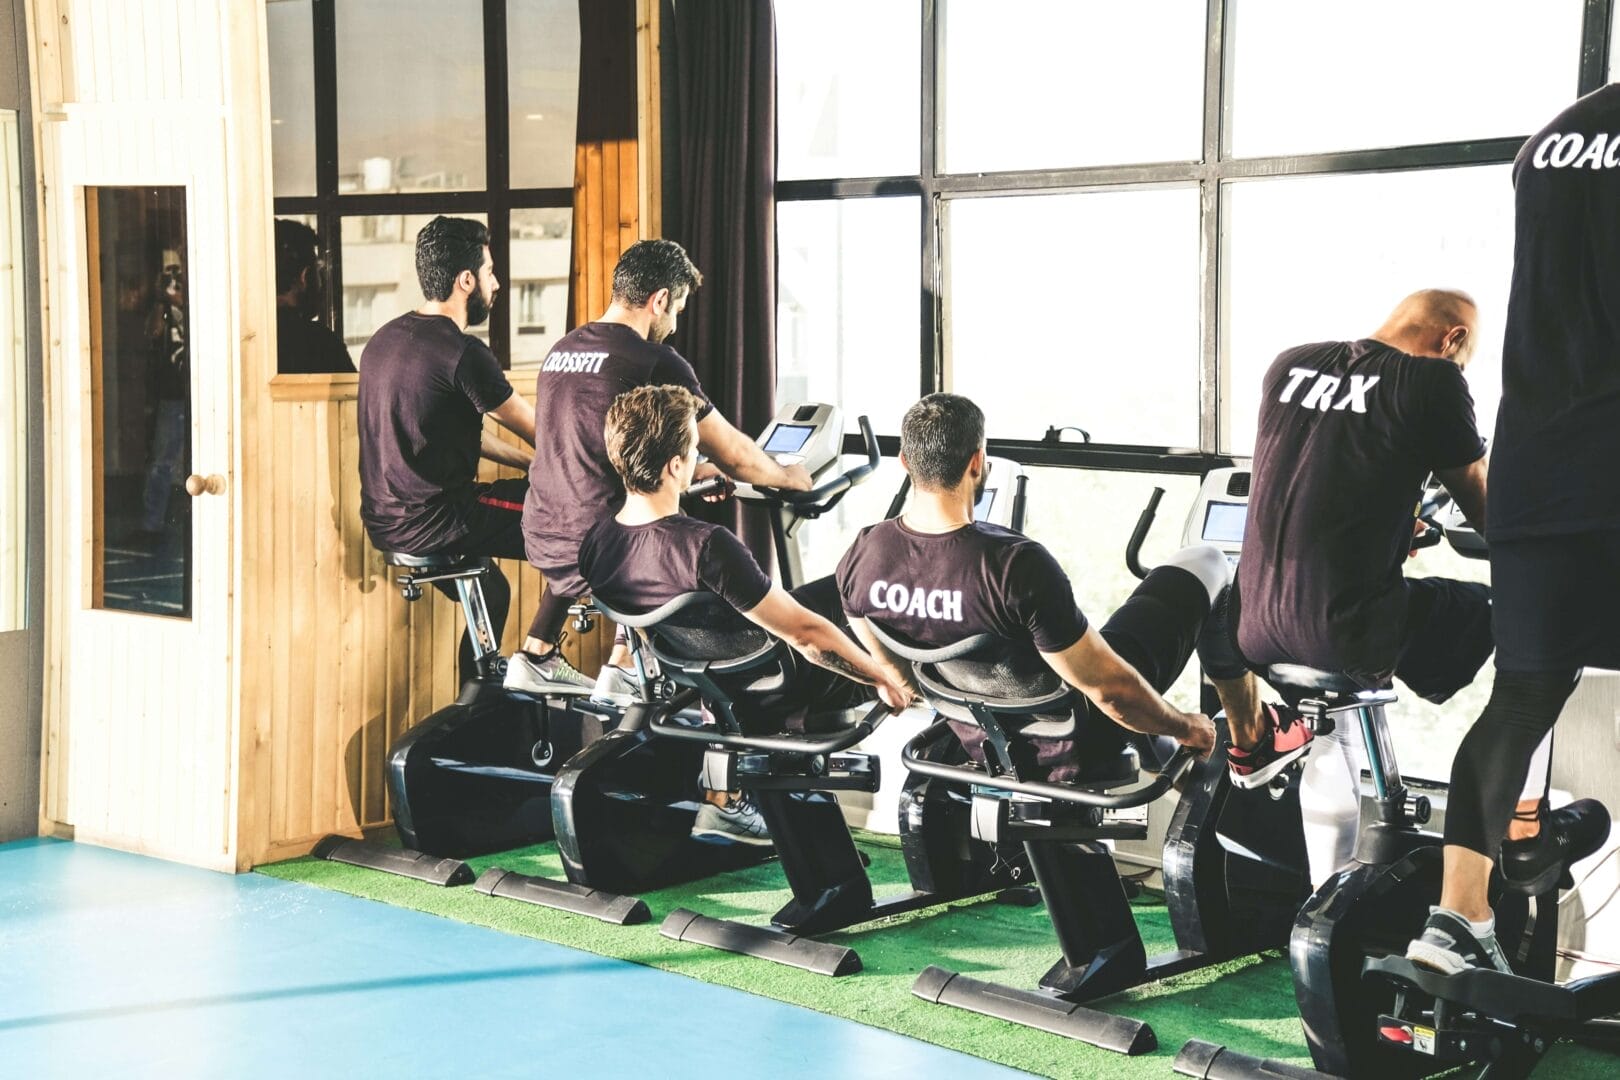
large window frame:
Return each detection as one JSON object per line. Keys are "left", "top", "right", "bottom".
{"left": 781, "top": 0, "right": 1617, "bottom": 475}
{"left": 271, "top": 0, "right": 573, "bottom": 368}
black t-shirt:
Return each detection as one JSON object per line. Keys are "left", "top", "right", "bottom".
{"left": 1492, "top": 84, "right": 1620, "bottom": 540}
{"left": 578, "top": 513, "right": 773, "bottom": 616}
{"left": 836, "top": 518, "right": 1089, "bottom": 653}
{"left": 1236, "top": 339, "right": 1486, "bottom": 681}
{"left": 277, "top": 307, "right": 355, "bottom": 374}
{"left": 523, "top": 322, "right": 714, "bottom": 574}
{"left": 357, "top": 312, "right": 515, "bottom": 553}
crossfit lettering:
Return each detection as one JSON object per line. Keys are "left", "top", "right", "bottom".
{"left": 869, "top": 580, "right": 963, "bottom": 622}
{"left": 541, "top": 350, "right": 610, "bottom": 374}
{"left": 1278, "top": 370, "right": 1382, "bottom": 413}
{"left": 1530, "top": 131, "right": 1620, "bottom": 169}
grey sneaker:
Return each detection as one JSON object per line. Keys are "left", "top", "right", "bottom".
{"left": 692, "top": 794, "right": 771, "bottom": 847}
{"left": 503, "top": 650, "right": 594, "bottom": 696}
{"left": 590, "top": 664, "right": 641, "bottom": 706}
{"left": 1405, "top": 907, "right": 1512, "bottom": 976}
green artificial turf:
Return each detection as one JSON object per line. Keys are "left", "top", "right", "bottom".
{"left": 260, "top": 835, "right": 1614, "bottom": 1079}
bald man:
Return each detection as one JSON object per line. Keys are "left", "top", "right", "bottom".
{"left": 1232, "top": 290, "right": 1525, "bottom": 886}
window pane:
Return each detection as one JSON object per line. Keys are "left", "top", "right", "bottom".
{"left": 777, "top": 197, "right": 921, "bottom": 433}
{"left": 777, "top": 0, "right": 919, "bottom": 180}
{"left": 336, "top": 1, "right": 485, "bottom": 193}
{"left": 508, "top": 0, "right": 580, "bottom": 189}
{"left": 795, "top": 457, "right": 908, "bottom": 584}
{"left": 0, "top": 113, "right": 25, "bottom": 630}
{"left": 1221, "top": 166, "right": 1512, "bottom": 456}
{"left": 941, "top": 0, "right": 1204, "bottom": 173}
{"left": 267, "top": 0, "right": 316, "bottom": 197}
{"left": 946, "top": 189, "right": 1201, "bottom": 447}
{"left": 342, "top": 213, "right": 488, "bottom": 359}
{"left": 1229, "top": 0, "right": 1584, "bottom": 157}
{"left": 509, "top": 208, "right": 573, "bottom": 366}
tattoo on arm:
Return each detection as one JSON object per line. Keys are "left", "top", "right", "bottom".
{"left": 803, "top": 646, "right": 871, "bottom": 685}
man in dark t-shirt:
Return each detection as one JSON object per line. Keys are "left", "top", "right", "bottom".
{"left": 578, "top": 384, "right": 911, "bottom": 842}
{"left": 508, "top": 239, "right": 812, "bottom": 697}
{"left": 839, "top": 394, "right": 1293, "bottom": 785}
{"left": 358, "top": 217, "right": 538, "bottom": 684}
{"left": 274, "top": 219, "right": 354, "bottom": 375}
{"left": 1408, "top": 88, "right": 1620, "bottom": 978}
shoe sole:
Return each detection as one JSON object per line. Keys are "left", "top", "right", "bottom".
{"left": 1228, "top": 742, "right": 1312, "bottom": 790}
{"left": 1499, "top": 856, "right": 1568, "bottom": 897}
{"left": 1405, "top": 940, "right": 1469, "bottom": 976}
{"left": 690, "top": 826, "right": 773, "bottom": 848}
{"left": 502, "top": 680, "right": 595, "bottom": 697}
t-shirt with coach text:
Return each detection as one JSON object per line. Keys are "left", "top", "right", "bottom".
{"left": 358, "top": 312, "right": 514, "bottom": 554}
{"left": 1492, "top": 84, "right": 1620, "bottom": 539}
{"left": 1236, "top": 339, "right": 1486, "bottom": 683}
{"left": 523, "top": 322, "right": 714, "bottom": 587}
{"left": 836, "top": 519, "right": 1089, "bottom": 653}
{"left": 578, "top": 514, "right": 773, "bottom": 617}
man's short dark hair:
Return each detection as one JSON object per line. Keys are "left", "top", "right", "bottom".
{"left": 611, "top": 239, "right": 703, "bottom": 308}
{"left": 274, "top": 219, "right": 319, "bottom": 294}
{"left": 415, "top": 216, "right": 490, "bottom": 302}
{"left": 901, "top": 393, "right": 986, "bottom": 491}
{"left": 605, "top": 384, "right": 703, "bottom": 495}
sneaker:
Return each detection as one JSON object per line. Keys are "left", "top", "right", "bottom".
{"left": 502, "top": 650, "right": 595, "bottom": 696}
{"left": 691, "top": 794, "right": 772, "bottom": 847}
{"left": 1227, "top": 703, "right": 1314, "bottom": 789}
{"left": 590, "top": 664, "right": 642, "bottom": 707}
{"left": 1499, "top": 798, "right": 1611, "bottom": 896}
{"left": 1405, "top": 907, "right": 1512, "bottom": 976}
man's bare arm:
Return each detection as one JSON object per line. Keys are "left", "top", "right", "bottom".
{"left": 744, "top": 589, "right": 913, "bottom": 709}
{"left": 697, "top": 411, "right": 812, "bottom": 491}
{"left": 1041, "top": 626, "right": 1213, "bottom": 753}
{"left": 488, "top": 393, "right": 537, "bottom": 445}
{"left": 1436, "top": 456, "right": 1487, "bottom": 531}
{"left": 480, "top": 429, "right": 532, "bottom": 470}
{"left": 848, "top": 616, "right": 921, "bottom": 696}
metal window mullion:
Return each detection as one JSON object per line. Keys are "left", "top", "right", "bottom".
{"left": 1579, "top": 0, "right": 1616, "bottom": 96}
{"left": 921, "top": 0, "right": 942, "bottom": 396}
{"left": 484, "top": 0, "right": 512, "bottom": 366}
{"left": 1198, "top": 0, "right": 1228, "bottom": 455}
{"left": 312, "top": 0, "right": 342, "bottom": 340}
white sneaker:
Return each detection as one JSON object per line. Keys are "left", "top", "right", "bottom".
{"left": 590, "top": 664, "right": 641, "bottom": 706}
{"left": 502, "top": 650, "right": 594, "bottom": 696}
{"left": 691, "top": 794, "right": 772, "bottom": 847}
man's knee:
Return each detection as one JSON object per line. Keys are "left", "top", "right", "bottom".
{"left": 1161, "top": 543, "right": 1231, "bottom": 607}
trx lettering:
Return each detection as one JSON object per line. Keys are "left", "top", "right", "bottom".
{"left": 1277, "top": 369, "right": 1382, "bottom": 413}
{"left": 869, "top": 580, "right": 963, "bottom": 622}
{"left": 541, "top": 350, "right": 610, "bottom": 374}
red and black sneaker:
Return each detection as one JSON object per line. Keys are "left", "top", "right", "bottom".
{"left": 1227, "top": 703, "right": 1314, "bottom": 789}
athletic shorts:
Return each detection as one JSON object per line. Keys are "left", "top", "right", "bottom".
{"left": 1491, "top": 531, "right": 1620, "bottom": 672}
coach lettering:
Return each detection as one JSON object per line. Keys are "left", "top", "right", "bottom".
{"left": 870, "top": 580, "right": 963, "bottom": 622}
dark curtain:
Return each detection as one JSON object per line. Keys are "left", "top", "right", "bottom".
{"left": 662, "top": 0, "right": 779, "bottom": 569}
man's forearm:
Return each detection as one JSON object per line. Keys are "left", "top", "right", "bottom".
{"left": 794, "top": 623, "right": 886, "bottom": 687}
{"left": 1091, "top": 673, "right": 1193, "bottom": 739}
{"left": 480, "top": 432, "right": 532, "bottom": 469}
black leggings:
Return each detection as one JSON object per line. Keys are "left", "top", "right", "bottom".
{"left": 1444, "top": 669, "right": 1579, "bottom": 858}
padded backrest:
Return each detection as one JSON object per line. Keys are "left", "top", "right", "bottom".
{"left": 869, "top": 621, "right": 1078, "bottom": 736}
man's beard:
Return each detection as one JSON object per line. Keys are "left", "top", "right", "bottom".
{"left": 466, "top": 283, "right": 492, "bottom": 327}
{"left": 972, "top": 467, "right": 988, "bottom": 507}
{"left": 649, "top": 310, "right": 674, "bottom": 343}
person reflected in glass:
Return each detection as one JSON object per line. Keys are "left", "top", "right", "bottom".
{"left": 137, "top": 256, "right": 189, "bottom": 548}
{"left": 275, "top": 219, "right": 355, "bottom": 375}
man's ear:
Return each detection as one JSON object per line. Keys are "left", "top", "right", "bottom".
{"left": 458, "top": 267, "right": 477, "bottom": 296}
{"left": 897, "top": 450, "right": 911, "bottom": 476}
{"left": 650, "top": 286, "right": 671, "bottom": 314}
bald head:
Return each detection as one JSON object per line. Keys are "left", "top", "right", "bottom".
{"left": 1373, "top": 288, "right": 1479, "bottom": 368}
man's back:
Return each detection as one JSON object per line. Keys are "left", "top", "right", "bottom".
{"left": 1493, "top": 84, "right": 1620, "bottom": 540}
{"left": 1237, "top": 339, "right": 1484, "bottom": 682}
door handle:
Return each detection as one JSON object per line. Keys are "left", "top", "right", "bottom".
{"left": 184, "top": 473, "right": 226, "bottom": 497}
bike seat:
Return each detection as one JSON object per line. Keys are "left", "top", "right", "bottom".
{"left": 1264, "top": 663, "right": 1368, "bottom": 697}
{"left": 382, "top": 550, "right": 481, "bottom": 572}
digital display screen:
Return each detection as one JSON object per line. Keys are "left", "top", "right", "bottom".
{"left": 763, "top": 423, "right": 815, "bottom": 454}
{"left": 974, "top": 488, "right": 997, "bottom": 521}
{"left": 1202, "top": 501, "right": 1247, "bottom": 544}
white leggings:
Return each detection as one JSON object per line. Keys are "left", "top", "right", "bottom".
{"left": 1300, "top": 725, "right": 1553, "bottom": 889}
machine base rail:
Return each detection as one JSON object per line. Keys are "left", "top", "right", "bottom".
{"left": 659, "top": 908, "right": 860, "bottom": 977}
{"left": 473, "top": 868, "right": 650, "bottom": 925}
{"left": 312, "top": 835, "right": 474, "bottom": 887}
{"left": 1365, "top": 955, "right": 1620, "bottom": 1027}
{"left": 1172, "top": 1040, "right": 1339, "bottom": 1079}
{"left": 911, "top": 965, "right": 1156, "bottom": 1055}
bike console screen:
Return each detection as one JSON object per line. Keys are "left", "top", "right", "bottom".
{"left": 763, "top": 423, "right": 816, "bottom": 455}
{"left": 1201, "top": 501, "right": 1247, "bottom": 544}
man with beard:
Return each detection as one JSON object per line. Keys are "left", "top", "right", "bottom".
{"left": 273, "top": 219, "right": 353, "bottom": 374}
{"left": 507, "top": 239, "right": 812, "bottom": 699}
{"left": 358, "top": 216, "right": 537, "bottom": 684}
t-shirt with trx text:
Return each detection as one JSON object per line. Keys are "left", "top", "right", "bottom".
{"left": 523, "top": 322, "right": 714, "bottom": 588}
{"left": 1492, "top": 84, "right": 1620, "bottom": 540}
{"left": 835, "top": 518, "right": 1089, "bottom": 652}
{"left": 577, "top": 513, "right": 773, "bottom": 616}
{"left": 358, "top": 312, "right": 515, "bottom": 554}
{"left": 1236, "top": 339, "right": 1485, "bottom": 683}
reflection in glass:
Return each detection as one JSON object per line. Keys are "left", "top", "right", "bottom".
{"left": 336, "top": 0, "right": 485, "bottom": 193}
{"left": 1228, "top": 0, "right": 1583, "bottom": 157}
{"left": 1221, "top": 166, "right": 1513, "bottom": 456}
{"left": 341, "top": 213, "right": 489, "bottom": 358}
{"left": 267, "top": 0, "right": 316, "bottom": 197}
{"left": 275, "top": 216, "right": 354, "bottom": 374}
{"left": 946, "top": 188, "right": 1201, "bottom": 447}
{"left": 941, "top": 0, "right": 1204, "bottom": 173}
{"left": 776, "top": 198, "right": 920, "bottom": 433}
{"left": 90, "top": 187, "right": 191, "bottom": 619}
{"left": 777, "top": 0, "right": 919, "bottom": 180}
{"left": 508, "top": 0, "right": 581, "bottom": 190}
{"left": 0, "top": 112, "right": 25, "bottom": 631}
{"left": 508, "top": 208, "right": 572, "bottom": 365}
